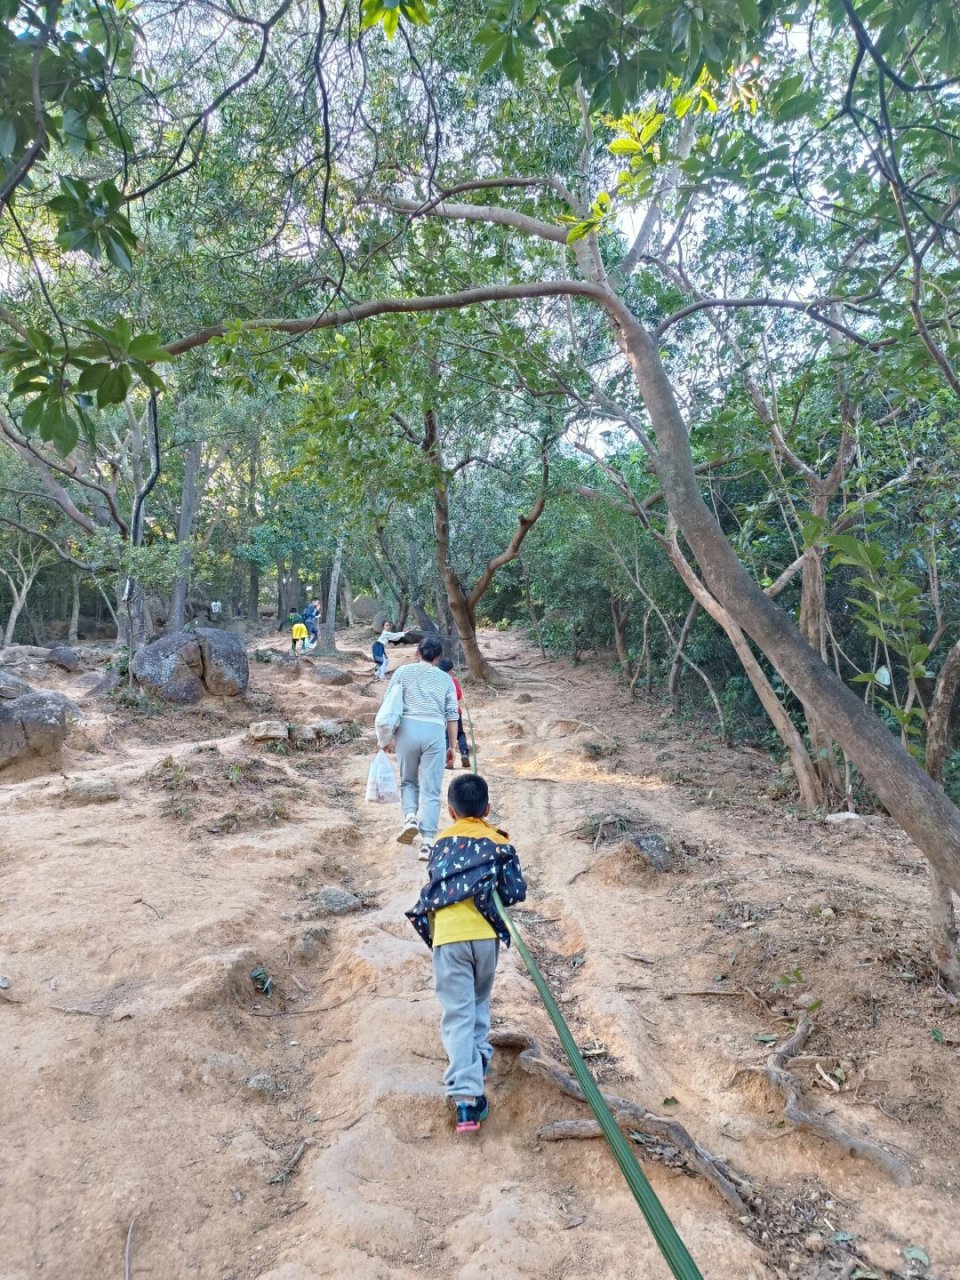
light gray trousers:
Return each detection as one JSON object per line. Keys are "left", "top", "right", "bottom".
{"left": 433, "top": 938, "right": 499, "bottom": 1100}
{"left": 395, "top": 718, "right": 446, "bottom": 841}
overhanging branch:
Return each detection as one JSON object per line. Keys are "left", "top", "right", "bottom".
{"left": 165, "top": 281, "right": 607, "bottom": 356}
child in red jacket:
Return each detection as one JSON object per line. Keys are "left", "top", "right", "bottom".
{"left": 439, "top": 657, "right": 471, "bottom": 768}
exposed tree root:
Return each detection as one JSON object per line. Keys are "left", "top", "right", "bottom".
{"left": 762, "top": 1015, "right": 912, "bottom": 1186}
{"left": 489, "top": 1027, "right": 751, "bottom": 1216}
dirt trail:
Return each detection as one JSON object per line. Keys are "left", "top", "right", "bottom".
{"left": 1, "top": 629, "right": 958, "bottom": 1280}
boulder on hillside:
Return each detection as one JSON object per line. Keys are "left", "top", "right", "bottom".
{"left": 196, "top": 627, "right": 248, "bottom": 696}
{"left": 47, "top": 645, "right": 80, "bottom": 671}
{"left": 351, "top": 595, "right": 380, "bottom": 623}
{"left": 0, "top": 670, "right": 32, "bottom": 700}
{"left": 131, "top": 628, "right": 249, "bottom": 703}
{"left": 131, "top": 632, "right": 205, "bottom": 703}
{"left": 306, "top": 661, "right": 353, "bottom": 687}
{"left": 0, "top": 689, "right": 77, "bottom": 770}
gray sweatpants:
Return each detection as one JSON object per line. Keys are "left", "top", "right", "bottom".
{"left": 433, "top": 938, "right": 499, "bottom": 1100}
{"left": 395, "top": 718, "right": 446, "bottom": 841}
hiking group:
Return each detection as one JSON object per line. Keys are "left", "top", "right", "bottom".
{"left": 285, "top": 599, "right": 321, "bottom": 652}
{"left": 373, "top": 633, "right": 526, "bottom": 1134}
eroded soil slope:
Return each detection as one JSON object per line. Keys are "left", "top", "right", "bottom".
{"left": 1, "top": 629, "right": 958, "bottom": 1280}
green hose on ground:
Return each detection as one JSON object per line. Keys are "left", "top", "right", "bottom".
{"left": 493, "top": 889, "right": 705, "bottom": 1280}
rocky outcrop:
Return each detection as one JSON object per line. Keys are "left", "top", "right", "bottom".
{"left": 131, "top": 632, "right": 205, "bottom": 703}
{"left": 131, "top": 628, "right": 249, "bottom": 703}
{"left": 306, "top": 661, "right": 353, "bottom": 687}
{"left": 46, "top": 645, "right": 80, "bottom": 671}
{"left": 0, "top": 670, "right": 32, "bottom": 700}
{"left": 0, "top": 689, "right": 77, "bottom": 770}
{"left": 195, "top": 628, "right": 248, "bottom": 696}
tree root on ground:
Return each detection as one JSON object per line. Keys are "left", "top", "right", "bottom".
{"left": 489, "top": 1028, "right": 751, "bottom": 1216}
{"left": 760, "top": 1015, "right": 913, "bottom": 1186}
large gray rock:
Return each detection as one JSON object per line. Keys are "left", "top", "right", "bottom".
{"left": 0, "top": 670, "right": 32, "bottom": 700}
{"left": 306, "top": 662, "right": 353, "bottom": 687}
{"left": 298, "top": 886, "right": 362, "bottom": 918}
{"left": 195, "top": 627, "right": 248, "bottom": 696}
{"left": 131, "top": 628, "right": 249, "bottom": 703}
{"left": 131, "top": 632, "right": 205, "bottom": 703}
{"left": 47, "top": 645, "right": 80, "bottom": 671}
{"left": 351, "top": 595, "right": 380, "bottom": 623}
{"left": 0, "top": 690, "right": 77, "bottom": 769}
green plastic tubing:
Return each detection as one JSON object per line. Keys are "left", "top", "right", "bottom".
{"left": 493, "top": 889, "right": 705, "bottom": 1280}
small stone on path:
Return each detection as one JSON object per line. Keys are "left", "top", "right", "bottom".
{"left": 249, "top": 721, "right": 288, "bottom": 742}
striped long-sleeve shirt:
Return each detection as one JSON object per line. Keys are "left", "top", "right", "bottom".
{"left": 388, "top": 660, "right": 459, "bottom": 727}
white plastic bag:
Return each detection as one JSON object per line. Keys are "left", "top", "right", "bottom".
{"left": 374, "top": 673, "right": 404, "bottom": 748}
{"left": 365, "top": 749, "right": 400, "bottom": 804}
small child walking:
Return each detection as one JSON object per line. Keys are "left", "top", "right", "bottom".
{"left": 373, "top": 623, "right": 406, "bottom": 679}
{"left": 290, "top": 613, "right": 308, "bottom": 653}
{"left": 438, "top": 657, "right": 471, "bottom": 768}
{"left": 406, "top": 773, "right": 526, "bottom": 1133}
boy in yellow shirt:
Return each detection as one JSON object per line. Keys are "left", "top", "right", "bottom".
{"left": 406, "top": 773, "right": 527, "bottom": 1133}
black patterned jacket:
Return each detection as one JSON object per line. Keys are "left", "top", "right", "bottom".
{"left": 405, "top": 817, "right": 527, "bottom": 948}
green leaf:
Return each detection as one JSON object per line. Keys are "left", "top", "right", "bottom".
{"left": 75, "top": 362, "right": 110, "bottom": 391}
{"left": 96, "top": 363, "right": 131, "bottom": 407}
{"left": 103, "top": 231, "right": 133, "bottom": 272}
{"left": 20, "top": 397, "right": 46, "bottom": 433}
{"left": 478, "top": 35, "right": 507, "bottom": 74}
{"left": 754, "top": 1033, "right": 777, "bottom": 1043}
{"left": 662, "top": 1095, "right": 679, "bottom": 1106}
{"left": 903, "top": 1246, "right": 930, "bottom": 1266}
{"left": 775, "top": 92, "right": 817, "bottom": 123}
{"left": 128, "top": 333, "right": 173, "bottom": 362}
{"left": 931, "top": 1029, "right": 945, "bottom": 1045}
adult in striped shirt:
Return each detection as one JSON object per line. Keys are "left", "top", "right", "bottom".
{"left": 386, "top": 635, "right": 459, "bottom": 861}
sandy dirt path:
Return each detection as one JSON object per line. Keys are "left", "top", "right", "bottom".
{"left": 1, "top": 629, "right": 958, "bottom": 1280}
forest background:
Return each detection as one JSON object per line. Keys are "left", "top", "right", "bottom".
{"left": 2, "top": 0, "right": 960, "bottom": 978}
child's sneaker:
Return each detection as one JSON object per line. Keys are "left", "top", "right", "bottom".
{"left": 417, "top": 840, "right": 433, "bottom": 862}
{"left": 455, "top": 1095, "right": 489, "bottom": 1133}
{"left": 397, "top": 814, "right": 419, "bottom": 846}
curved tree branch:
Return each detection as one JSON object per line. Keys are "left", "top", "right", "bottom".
{"left": 164, "top": 280, "right": 607, "bottom": 356}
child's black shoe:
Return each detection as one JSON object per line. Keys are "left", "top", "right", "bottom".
{"left": 455, "top": 1094, "right": 489, "bottom": 1133}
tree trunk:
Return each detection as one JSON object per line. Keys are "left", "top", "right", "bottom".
{"left": 340, "top": 569, "right": 355, "bottom": 626}
{"left": 925, "top": 639, "right": 960, "bottom": 990}
{"left": 168, "top": 439, "right": 202, "bottom": 633}
{"left": 68, "top": 573, "right": 80, "bottom": 644}
{"left": 246, "top": 435, "right": 261, "bottom": 622}
{"left": 664, "top": 532, "right": 822, "bottom": 809}
{"left": 317, "top": 534, "right": 344, "bottom": 653}
{"left": 247, "top": 561, "right": 260, "bottom": 622}
{"left": 2, "top": 570, "right": 38, "bottom": 646}
{"left": 605, "top": 290, "right": 960, "bottom": 893}
{"left": 668, "top": 599, "right": 699, "bottom": 715}
{"left": 799, "top": 494, "right": 845, "bottom": 804}
{"left": 611, "top": 595, "right": 630, "bottom": 670}
{"left": 522, "top": 560, "right": 546, "bottom": 658}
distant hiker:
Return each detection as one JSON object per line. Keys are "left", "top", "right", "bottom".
{"left": 439, "top": 657, "right": 471, "bottom": 768}
{"left": 303, "top": 599, "right": 320, "bottom": 645}
{"left": 386, "top": 635, "right": 459, "bottom": 860}
{"left": 373, "top": 622, "right": 406, "bottom": 680}
{"left": 406, "top": 772, "right": 527, "bottom": 1134}
{"left": 289, "top": 611, "right": 308, "bottom": 653}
